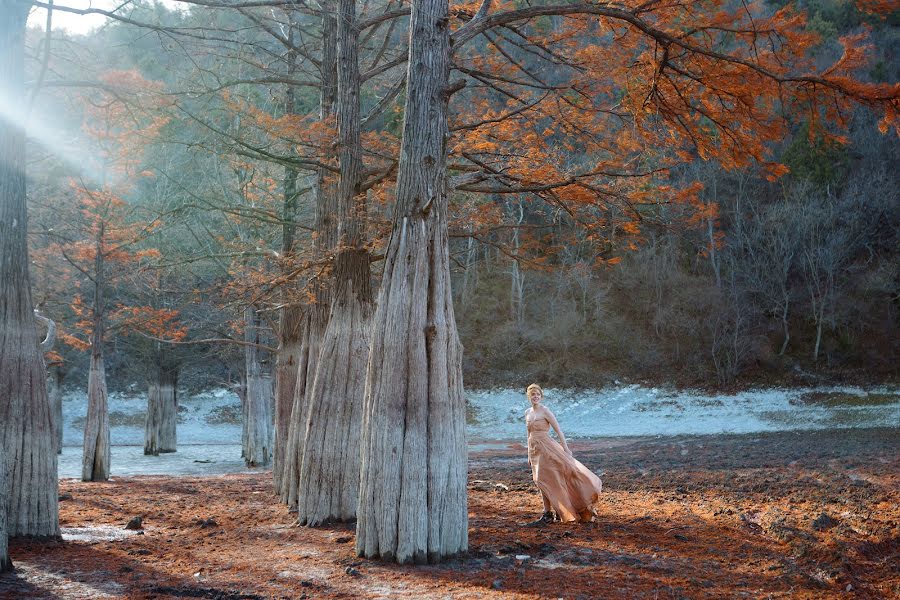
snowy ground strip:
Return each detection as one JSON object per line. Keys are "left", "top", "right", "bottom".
{"left": 465, "top": 384, "right": 900, "bottom": 440}
{"left": 55, "top": 384, "right": 899, "bottom": 477}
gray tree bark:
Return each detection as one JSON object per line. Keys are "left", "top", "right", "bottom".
{"left": 273, "top": 10, "right": 305, "bottom": 496}
{"left": 243, "top": 307, "right": 273, "bottom": 467}
{"left": 356, "top": 0, "right": 468, "bottom": 563}
{"left": 82, "top": 352, "right": 110, "bottom": 481}
{"left": 281, "top": 9, "right": 338, "bottom": 508}
{"left": 82, "top": 226, "right": 110, "bottom": 482}
{"left": 275, "top": 304, "right": 301, "bottom": 488}
{"left": 296, "top": 0, "right": 373, "bottom": 526}
{"left": 145, "top": 356, "right": 178, "bottom": 455}
{"left": 0, "top": 0, "right": 60, "bottom": 539}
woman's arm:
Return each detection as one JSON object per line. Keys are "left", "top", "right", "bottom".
{"left": 525, "top": 408, "right": 532, "bottom": 465}
{"left": 545, "top": 409, "right": 572, "bottom": 455}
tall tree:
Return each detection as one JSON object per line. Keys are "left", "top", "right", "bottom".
{"left": 53, "top": 72, "right": 167, "bottom": 481}
{"left": 144, "top": 341, "right": 178, "bottom": 455}
{"left": 356, "top": 0, "right": 468, "bottom": 563}
{"left": 242, "top": 305, "right": 274, "bottom": 467}
{"left": 0, "top": 0, "right": 59, "bottom": 541}
{"left": 272, "top": 9, "right": 305, "bottom": 495}
{"left": 281, "top": 9, "right": 339, "bottom": 509}
{"left": 296, "top": 0, "right": 373, "bottom": 526}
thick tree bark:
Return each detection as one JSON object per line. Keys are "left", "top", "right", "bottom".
{"left": 273, "top": 10, "right": 304, "bottom": 495}
{"left": 281, "top": 303, "right": 327, "bottom": 506}
{"left": 281, "top": 9, "right": 338, "bottom": 508}
{"left": 243, "top": 307, "right": 273, "bottom": 467}
{"left": 82, "top": 350, "right": 110, "bottom": 481}
{"left": 356, "top": 0, "right": 468, "bottom": 563}
{"left": 0, "top": 0, "right": 60, "bottom": 539}
{"left": 274, "top": 305, "right": 301, "bottom": 490}
{"left": 82, "top": 225, "right": 110, "bottom": 482}
{"left": 296, "top": 0, "right": 373, "bottom": 525}
{"left": 145, "top": 358, "right": 178, "bottom": 456}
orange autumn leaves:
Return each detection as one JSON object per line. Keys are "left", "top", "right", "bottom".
{"left": 447, "top": 0, "right": 897, "bottom": 258}
{"left": 38, "top": 70, "right": 186, "bottom": 350}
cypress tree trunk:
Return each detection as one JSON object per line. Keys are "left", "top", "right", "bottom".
{"left": 296, "top": 0, "right": 372, "bottom": 525}
{"left": 281, "top": 302, "right": 327, "bottom": 505}
{"left": 355, "top": 0, "right": 468, "bottom": 563}
{"left": 273, "top": 10, "right": 304, "bottom": 495}
{"left": 82, "top": 351, "right": 110, "bottom": 481}
{"left": 274, "top": 309, "right": 300, "bottom": 488}
{"left": 243, "top": 307, "right": 273, "bottom": 467}
{"left": 82, "top": 227, "right": 110, "bottom": 482}
{"left": 145, "top": 357, "right": 178, "bottom": 456}
{"left": 0, "top": 0, "right": 60, "bottom": 538}
{"left": 281, "top": 9, "right": 338, "bottom": 508}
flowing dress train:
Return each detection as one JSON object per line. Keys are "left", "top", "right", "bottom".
{"left": 527, "top": 416, "right": 602, "bottom": 522}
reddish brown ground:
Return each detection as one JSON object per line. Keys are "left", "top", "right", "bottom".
{"left": 2, "top": 428, "right": 898, "bottom": 599}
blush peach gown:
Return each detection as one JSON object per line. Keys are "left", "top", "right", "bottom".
{"left": 527, "top": 416, "right": 602, "bottom": 522}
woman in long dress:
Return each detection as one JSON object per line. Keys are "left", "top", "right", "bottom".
{"left": 524, "top": 383, "right": 602, "bottom": 524}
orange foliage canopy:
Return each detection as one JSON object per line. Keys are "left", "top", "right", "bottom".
{"left": 41, "top": 70, "right": 186, "bottom": 348}
{"left": 443, "top": 0, "right": 898, "bottom": 258}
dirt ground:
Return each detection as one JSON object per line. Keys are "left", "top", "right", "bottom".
{"left": 2, "top": 427, "right": 898, "bottom": 599}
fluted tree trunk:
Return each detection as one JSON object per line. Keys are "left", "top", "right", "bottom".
{"left": 281, "top": 9, "right": 338, "bottom": 508}
{"left": 0, "top": 0, "right": 59, "bottom": 539}
{"left": 355, "top": 0, "right": 468, "bottom": 563}
{"left": 273, "top": 10, "right": 305, "bottom": 495}
{"left": 296, "top": 0, "right": 372, "bottom": 526}
{"left": 145, "top": 351, "right": 178, "bottom": 456}
{"left": 82, "top": 227, "right": 110, "bottom": 482}
{"left": 82, "top": 343, "right": 110, "bottom": 481}
{"left": 275, "top": 304, "right": 301, "bottom": 487}
{"left": 243, "top": 307, "right": 273, "bottom": 467}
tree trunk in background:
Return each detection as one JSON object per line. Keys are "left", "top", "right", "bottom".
{"left": 145, "top": 355, "right": 178, "bottom": 456}
{"left": 510, "top": 199, "right": 525, "bottom": 328}
{"left": 282, "top": 304, "right": 325, "bottom": 505}
{"left": 296, "top": 0, "right": 372, "bottom": 525}
{"left": 48, "top": 366, "right": 64, "bottom": 454}
{"left": 238, "top": 381, "right": 248, "bottom": 459}
{"left": 82, "top": 224, "right": 110, "bottom": 482}
{"left": 243, "top": 307, "right": 273, "bottom": 467}
{"left": 273, "top": 9, "right": 304, "bottom": 495}
{"left": 274, "top": 304, "right": 301, "bottom": 490}
{"left": 281, "top": 9, "right": 338, "bottom": 508}
{"left": 82, "top": 352, "right": 110, "bottom": 481}
{"left": 0, "top": 0, "right": 59, "bottom": 539}
{"left": 356, "top": 0, "right": 468, "bottom": 563}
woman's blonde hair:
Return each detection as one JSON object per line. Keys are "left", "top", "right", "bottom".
{"left": 526, "top": 383, "right": 543, "bottom": 397}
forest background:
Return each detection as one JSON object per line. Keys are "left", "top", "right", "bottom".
{"left": 23, "top": 0, "right": 899, "bottom": 394}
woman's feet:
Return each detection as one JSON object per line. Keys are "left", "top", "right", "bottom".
{"left": 525, "top": 510, "right": 556, "bottom": 527}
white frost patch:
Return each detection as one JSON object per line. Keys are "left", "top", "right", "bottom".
{"left": 58, "top": 444, "right": 251, "bottom": 479}
{"left": 61, "top": 526, "right": 140, "bottom": 543}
